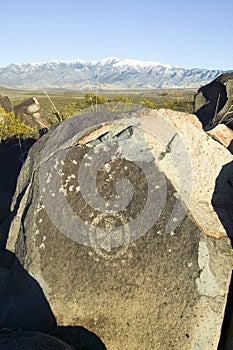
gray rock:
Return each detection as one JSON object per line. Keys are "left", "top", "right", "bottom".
{"left": 14, "top": 97, "right": 51, "bottom": 130}
{"left": 193, "top": 72, "right": 233, "bottom": 130}
{"left": 142, "top": 108, "right": 233, "bottom": 238}
{"left": 5, "top": 109, "right": 233, "bottom": 350}
{"left": 0, "top": 95, "right": 13, "bottom": 113}
{"left": 0, "top": 329, "right": 74, "bottom": 350}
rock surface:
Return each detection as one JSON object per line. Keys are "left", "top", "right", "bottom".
{"left": 0, "top": 329, "right": 74, "bottom": 350}
{"left": 5, "top": 108, "right": 233, "bottom": 349}
{"left": 143, "top": 108, "right": 233, "bottom": 238}
{"left": 193, "top": 72, "right": 233, "bottom": 130}
{"left": 0, "top": 95, "right": 13, "bottom": 113}
{"left": 207, "top": 124, "right": 233, "bottom": 150}
{"left": 14, "top": 97, "right": 50, "bottom": 130}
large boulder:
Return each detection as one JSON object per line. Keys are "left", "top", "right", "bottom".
{"left": 193, "top": 72, "right": 233, "bottom": 130}
{"left": 5, "top": 108, "right": 233, "bottom": 349}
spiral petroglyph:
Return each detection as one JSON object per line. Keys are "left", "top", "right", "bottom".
{"left": 39, "top": 104, "right": 192, "bottom": 248}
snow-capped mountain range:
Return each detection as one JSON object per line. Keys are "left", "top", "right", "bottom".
{"left": 0, "top": 57, "right": 227, "bottom": 90}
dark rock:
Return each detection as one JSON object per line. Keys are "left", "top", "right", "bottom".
{"left": 228, "top": 140, "right": 233, "bottom": 154}
{"left": 0, "top": 250, "right": 56, "bottom": 332}
{"left": 5, "top": 109, "right": 233, "bottom": 349}
{"left": 212, "top": 161, "right": 233, "bottom": 244}
{"left": 14, "top": 97, "right": 51, "bottom": 130}
{"left": 0, "top": 95, "right": 13, "bottom": 113}
{"left": 193, "top": 72, "right": 233, "bottom": 130}
{"left": 0, "top": 138, "right": 35, "bottom": 227}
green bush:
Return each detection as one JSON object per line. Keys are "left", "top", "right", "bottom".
{"left": 0, "top": 108, "right": 37, "bottom": 140}
{"left": 112, "top": 96, "right": 133, "bottom": 103}
{"left": 84, "top": 92, "right": 109, "bottom": 107}
{"left": 141, "top": 99, "right": 157, "bottom": 109}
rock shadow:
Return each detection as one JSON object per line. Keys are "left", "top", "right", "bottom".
{"left": 194, "top": 80, "right": 228, "bottom": 130}
{"left": 0, "top": 250, "right": 107, "bottom": 350}
{"left": 0, "top": 138, "right": 36, "bottom": 226}
{"left": 211, "top": 160, "right": 233, "bottom": 246}
{"left": 212, "top": 161, "right": 233, "bottom": 349}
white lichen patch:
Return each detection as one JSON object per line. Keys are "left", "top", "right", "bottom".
{"left": 72, "top": 159, "right": 78, "bottom": 165}
{"left": 58, "top": 169, "right": 64, "bottom": 176}
{"left": 83, "top": 153, "right": 93, "bottom": 160}
{"left": 104, "top": 163, "right": 111, "bottom": 172}
{"left": 59, "top": 186, "right": 67, "bottom": 196}
{"left": 46, "top": 173, "right": 52, "bottom": 184}
{"left": 69, "top": 185, "right": 74, "bottom": 192}
{"left": 39, "top": 242, "right": 45, "bottom": 250}
{"left": 75, "top": 186, "right": 80, "bottom": 193}
{"left": 36, "top": 201, "right": 45, "bottom": 213}
{"left": 35, "top": 229, "right": 40, "bottom": 236}
{"left": 54, "top": 158, "right": 60, "bottom": 170}
{"left": 63, "top": 174, "right": 76, "bottom": 188}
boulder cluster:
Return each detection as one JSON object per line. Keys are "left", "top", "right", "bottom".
{"left": 0, "top": 74, "right": 233, "bottom": 349}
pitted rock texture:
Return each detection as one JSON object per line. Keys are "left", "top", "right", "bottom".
{"left": 5, "top": 109, "right": 233, "bottom": 350}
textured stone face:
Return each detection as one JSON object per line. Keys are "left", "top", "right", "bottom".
{"left": 193, "top": 72, "right": 233, "bottom": 130}
{"left": 0, "top": 95, "right": 13, "bottom": 113}
{"left": 14, "top": 97, "right": 50, "bottom": 130}
{"left": 143, "top": 108, "right": 232, "bottom": 238}
{"left": 5, "top": 109, "right": 233, "bottom": 350}
{"left": 207, "top": 124, "right": 233, "bottom": 150}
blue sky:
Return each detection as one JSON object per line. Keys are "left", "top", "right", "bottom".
{"left": 0, "top": 0, "right": 232, "bottom": 70}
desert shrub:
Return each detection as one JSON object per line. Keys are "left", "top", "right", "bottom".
{"left": 84, "top": 92, "right": 109, "bottom": 107}
{"left": 112, "top": 96, "right": 133, "bottom": 103}
{"left": 141, "top": 99, "right": 157, "bottom": 109}
{"left": 59, "top": 102, "right": 81, "bottom": 120}
{"left": 0, "top": 108, "right": 37, "bottom": 140}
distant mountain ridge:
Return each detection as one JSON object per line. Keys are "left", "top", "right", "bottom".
{"left": 0, "top": 57, "right": 227, "bottom": 90}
